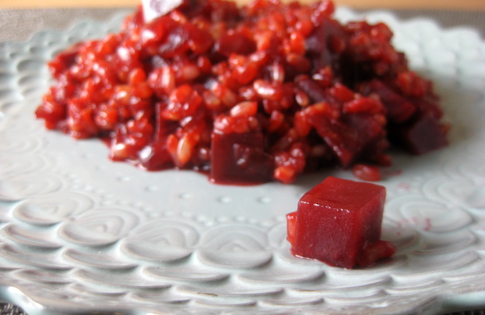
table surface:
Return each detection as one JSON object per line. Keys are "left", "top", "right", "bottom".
{"left": 1, "top": 0, "right": 485, "bottom": 10}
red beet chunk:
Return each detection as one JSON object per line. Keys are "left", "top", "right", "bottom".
{"left": 394, "top": 112, "right": 448, "bottom": 155}
{"left": 138, "top": 139, "right": 174, "bottom": 170}
{"left": 215, "top": 33, "right": 257, "bottom": 57}
{"left": 308, "top": 112, "right": 386, "bottom": 168}
{"left": 309, "top": 116, "right": 361, "bottom": 167}
{"left": 210, "top": 130, "right": 274, "bottom": 184}
{"left": 295, "top": 76, "right": 331, "bottom": 104}
{"left": 306, "top": 16, "right": 348, "bottom": 74}
{"left": 360, "top": 79, "right": 416, "bottom": 123}
{"left": 287, "top": 176, "right": 395, "bottom": 268}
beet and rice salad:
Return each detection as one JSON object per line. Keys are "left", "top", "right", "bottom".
{"left": 35, "top": 0, "right": 449, "bottom": 184}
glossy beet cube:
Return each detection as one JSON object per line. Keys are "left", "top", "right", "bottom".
{"left": 287, "top": 177, "right": 395, "bottom": 268}
{"left": 210, "top": 130, "right": 274, "bottom": 184}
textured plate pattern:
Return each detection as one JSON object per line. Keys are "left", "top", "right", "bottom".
{"left": 1, "top": 8, "right": 485, "bottom": 315}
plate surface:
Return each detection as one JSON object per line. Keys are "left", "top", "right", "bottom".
{"left": 1, "top": 8, "right": 485, "bottom": 315}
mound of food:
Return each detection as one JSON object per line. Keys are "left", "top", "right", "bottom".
{"left": 35, "top": 0, "right": 448, "bottom": 184}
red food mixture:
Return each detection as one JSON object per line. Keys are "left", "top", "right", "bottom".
{"left": 286, "top": 177, "right": 395, "bottom": 268}
{"left": 35, "top": 0, "right": 449, "bottom": 184}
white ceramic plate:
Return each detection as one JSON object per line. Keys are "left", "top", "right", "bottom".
{"left": 1, "top": 8, "right": 485, "bottom": 315}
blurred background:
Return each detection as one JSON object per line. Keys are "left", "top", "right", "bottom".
{"left": 0, "top": 0, "right": 484, "bottom": 9}
{"left": 1, "top": 0, "right": 484, "bottom": 42}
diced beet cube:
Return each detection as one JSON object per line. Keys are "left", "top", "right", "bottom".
{"left": 412, "top": 96, "right": 443, "bottom": 120}
{"left": 308, "top": 113, "right": 387, "bottom": 168}
{"left": 394, "top": 112, "right": 448, "bottom": 155}
{"left": 306, "top": 17, "right": 348, "bottom": 74}
{"left": 287, "top": 176, "right": 395, "bottom": 268}
{"left": 309, "top": 116, "right": 361, "bottom": 167}
{"left": 214, "top": 33, "right": 256, "bottom": 57}
{"left": 360, "top": 79, "right": 416, "bottom": 123}
{"left": 295, "top": 76, "right": 330, "bottom": 104}
{"left": 138, "top": 139, "right": 174, "bottom": 170}
{"left": 210, "top": 130, "right": 274, "bottom": 184}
